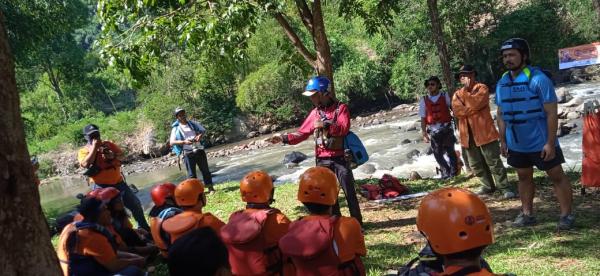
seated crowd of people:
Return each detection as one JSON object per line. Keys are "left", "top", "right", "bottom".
{"left": 56, "top": 166, "right": 505, "bottom": 276}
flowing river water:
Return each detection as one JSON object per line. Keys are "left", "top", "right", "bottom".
{"left": 40, "top": 81, "right": 600, "bottom": 217}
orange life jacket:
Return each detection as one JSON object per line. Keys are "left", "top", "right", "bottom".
{"left": 221, "top": 209, "right": 285, "bottom": 275}
{"left": 425, "top": 93, "right": 452, "bottom": 125}
{"left": 279, "top": 216, "right": 365, "bottom": 276}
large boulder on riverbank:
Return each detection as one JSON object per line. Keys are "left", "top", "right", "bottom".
{"left": 282, "top": 151, "right": 307, "bottom": 164}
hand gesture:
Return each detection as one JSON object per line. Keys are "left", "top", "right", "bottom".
{"left": 314, "top": 119, "right": 324, "bottom": 129}
{"left": 268, "top": 134, "right": 283, "bottom": 144}
{"left": 540, "top": 143, "right": 556, "bottom": 161}
{"left": 422, "top": 133, "right": 430, "bottom": 143}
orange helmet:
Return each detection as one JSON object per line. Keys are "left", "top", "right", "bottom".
{"left": 151, "top": 182, "right": 177, "bottom": 207}
{"left": 297, "top": 167, "right": 339, "bottom": 205}
{"left": 175, "top": 179, "right": 205, "bottom": 207}
{"left": 240, "top": 170, "right": 274, "bottom": 203}
{"left": 416, "top": 188, "right": 494, "bottom": 255}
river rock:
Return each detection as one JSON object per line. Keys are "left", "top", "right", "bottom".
{"left": 246, "top": 131, "right": 259, "bottom": 138}
{"left": 406, "top": 149, "right": 420, "bottom": 159}
{"left": 372, "top": 119, "right": 381, "bottom": 125}
{"left": 564, "top": 97, "right": 584, "bottom": 107}
{"left": 556, "top": 87, "right": 573, "bottom": 104}
{"left": 259, "top": 125, "right": 272, "bottom": 134}
{"left": 566, "top": 111, "right": 580, "bottom": 119}
{"left": 270, "top": 124, "right": 279, "bottom": 132}
{"left": 285, "top": 163, "right": 299, "bottom": 169}
{"left": 282, "top": 151, "right": 308, "bottom": 164}
{"left": 357, "top": 163, "right": 376, "bottom": 174}
{"left": 425, "top": 146, "right": 433, "bottom": 155}
{"left": 400, "top": 139, "right": 411, "bottom": 145}
{"left": 409, "top": 171, "right": 422, "bottom": 181}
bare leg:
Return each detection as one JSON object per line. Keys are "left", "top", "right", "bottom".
{"left": 546, "top": 165, "right": 573, "bottom": 216}
{"left": 516, "top": 167, "right": 535, "bottom": 215}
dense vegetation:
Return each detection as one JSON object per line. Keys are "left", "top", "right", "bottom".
{"left": 3, "top": 0, "right": 599, "bottom": 156}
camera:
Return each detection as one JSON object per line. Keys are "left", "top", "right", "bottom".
{"left": 186, "top": 138, "right": 204, "bottom": 153}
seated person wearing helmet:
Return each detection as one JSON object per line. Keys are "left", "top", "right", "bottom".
{"left": 148, "top": 182, "right": 182, "bottom": 257}
{"left": 279, "top": 167, "right": 366, "bottom": 276}
{"left": 56, "top": 197, "right": 145, "bottom": 276}
{"left": 162, "top": 179, "right": 225, "bottom": 244}
{"left": 168, "top": 227, "right": 232, "bottom": 276}
{"left": 86, "top": 188, "right": 157, "bottom": 257}
{"left": 416, "top": 188, "right": 506, "bottom": 276}
{"left": 220, "top": 171, "right": 292, "bottom": 276}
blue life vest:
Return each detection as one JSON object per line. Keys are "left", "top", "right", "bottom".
{"left": 171, "top": 120, "right": 205, "bottom": 156}
{"left": 497, "top": 66, "right": 556, "bottom": 152}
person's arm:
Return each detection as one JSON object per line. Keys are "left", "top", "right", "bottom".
{"left": 451, "top": 91, "right": 469, "bottom": 118}
{"left": 79, "top": 141, "right": 100, "bottom": 168}
{"left": 534, "top": 74, "right": 559, "bottom": 161}
{"left": 169, "top": 126, "right": 192, "bottom": 146}
{"left": 286, "top": 109, "right": 317, "bottom": 145}
{"left": 192, "top": 121, "right": 206, "bottom": 141}
{"left": 327, "top": 104, "right": 350, "bottom": 136}
{"left": 103, "top": 255, "right": 144, "bottom": 272}
{"left": 496, "top": 106, "right": 508, "bottom": 157}
{"left": 418, "top": 98, "right": 430, "bottom": 143}
{"left": 467, "top": 84, "right": 491, "bottom": 112}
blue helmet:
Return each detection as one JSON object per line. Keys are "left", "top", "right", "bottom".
{"left": 302, "top": 76, "right": 330, "bottom": 96}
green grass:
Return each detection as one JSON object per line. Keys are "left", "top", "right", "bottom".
{"left": 52, "top": 169, "right": 598, "bottom": 276}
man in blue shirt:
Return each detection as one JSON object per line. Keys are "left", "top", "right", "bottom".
{"left": 496, "top": 38, "right": 574, "bottom": 230}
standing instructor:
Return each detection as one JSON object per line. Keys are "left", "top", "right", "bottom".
{"left": 268, "top": 76, "right": 363, "bottom": 225}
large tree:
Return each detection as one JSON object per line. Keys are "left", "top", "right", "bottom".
{"left": 97, "top": 0, "right": 400, "bottom": 98}
{"left": 0, "top": 10, "right": 62, "bottom": 275}
{"left": 426, "top": 0, "right": 454, "bottom": 95}
{"left": 2, "top": 0, "right": 88, "bottom": 121}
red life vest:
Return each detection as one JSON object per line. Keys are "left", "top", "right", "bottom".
{"left": 220, "top": 209, "right": 284, "bottom": 275}
{"left": 425, "top": 93, "right": 452, "bottom": 125}
{"left": 279, "top": 216, "right": 365, "bottom": 276}
{"left": 582, "top": 110, "right": 600, "bottom": 187}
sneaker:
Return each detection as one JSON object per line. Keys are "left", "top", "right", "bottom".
{"left": 476, "top": 187, "right": 496, "bottom": 195}
{"left": 558, "top": 214, "right": 575, "bottom": 230}
{"left": 502, "top": 191, "right": 517, "bottom": 200}
{"left": 513, "top": 212, "right": 536, "bottom": 227}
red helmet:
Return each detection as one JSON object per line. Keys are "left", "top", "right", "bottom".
{"left": 87, "top": 187, "right": 120, "bottom": 203}
{"left": 151, "top": 182, "right": 177, "bottom": 207}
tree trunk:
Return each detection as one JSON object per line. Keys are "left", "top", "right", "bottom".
{"left": 0, "top": 11, "right": 62, "bottom": 276}
{"left": 594, "top": 0, "right": 600, "bottom": 24}
{"left": 310, "top": 0, "right": 335, "bottom": 97}
{"left": 44, "top": 57, "right": 69, "bottom": 121}
{"left": 274, "top": 0, "right": 336, "bottom": 98}
{"left": 427, "top": 0, "right": 454, "bottom": 97}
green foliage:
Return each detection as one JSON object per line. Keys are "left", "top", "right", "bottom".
{"left": 334, "top": 51, "right": 386, "bottom": 102}
{"left": 562, "top": 0, "right": 600, "bottom": 41}
{"left": 139, "top": 55, "right": 237, "bottom": 142}
{"left": 236, "top": 62, "right": 308, "bottom": 122}
{"left": 389, "top": 47, "right": 442, "bottom": 101}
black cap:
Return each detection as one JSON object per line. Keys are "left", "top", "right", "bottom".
{"left": 83, "top": 124, "right": 100, "bottom": 136}
{"left": 455, "top": 65, "right": 477, "bottom": 80}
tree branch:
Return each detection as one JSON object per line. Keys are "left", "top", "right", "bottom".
{"left": 294, "top": 0, "right": 313, "bottom": 33}
{"left": 273, "top": 12, "right": 316, "bottom": 68}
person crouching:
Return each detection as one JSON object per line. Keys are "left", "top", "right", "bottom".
{"left": 279, "top": 167, "right": 366, "bottom": 275}
{"left": 220, "top": 171, "right": 292, "bottom": 275}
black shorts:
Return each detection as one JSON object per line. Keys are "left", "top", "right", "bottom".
{"left": 507, "top": 146, "right": 565, "bottom": 171}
